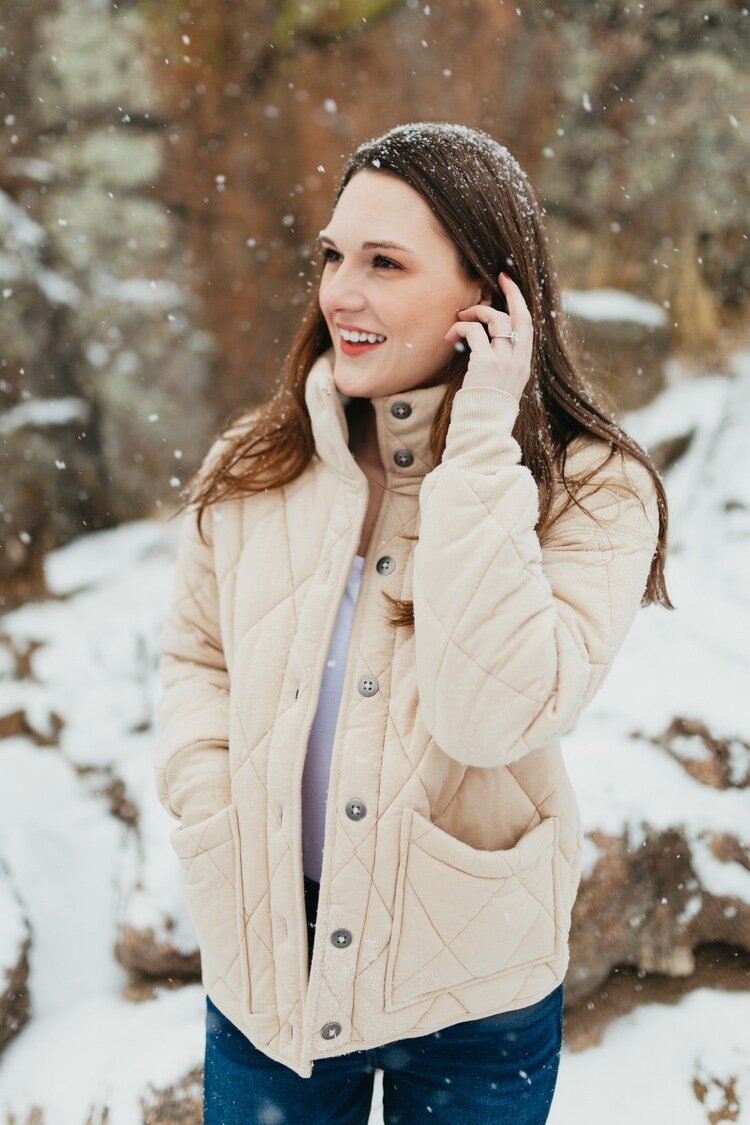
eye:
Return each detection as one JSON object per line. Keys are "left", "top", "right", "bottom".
{"left": 321, "top": 248, "right": 401, "bottom": 271}
{"left": 373, "top": 254, "right": 401, "bottom": 270}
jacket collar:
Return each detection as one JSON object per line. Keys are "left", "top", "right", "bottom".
{"left": 304, "top": 346, "right": 449, "bottom": 493}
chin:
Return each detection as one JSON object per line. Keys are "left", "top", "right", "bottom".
{"left": 332, "top": 366, "right": 382, "bottom": 397}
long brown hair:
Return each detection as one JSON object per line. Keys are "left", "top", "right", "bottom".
{"left": 180, "top": 122, "right": 674, "bottom": 625}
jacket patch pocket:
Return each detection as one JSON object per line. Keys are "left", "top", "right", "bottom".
{"left": 384, "top": 808, "right": 561, "bottom": 1011}
{"left": 170, "top": 803, "right": 251, "bottom": 1011}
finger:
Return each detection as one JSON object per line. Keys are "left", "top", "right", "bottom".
{"left": 499, "top": 272, "right": 533, "bottom": 328}
{"left": 454, "top": 305, "right": 511, "bottom": 343}
{"left": 446, "top": 318, "right": 492, "bottom": 341}
{"left": 455, "top": 304, "right": 511, "bottom": 327}
{"left": 445, "top": 321, "right": 494, "bottom": 351}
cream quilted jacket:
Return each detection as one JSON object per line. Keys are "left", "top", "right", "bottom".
{"left": 154, "top": 345, "right": 659, "bottom": 1078}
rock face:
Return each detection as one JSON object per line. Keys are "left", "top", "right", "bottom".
{"left": 2, "top": 0, "right": 748, "bottom": 602}
{"left": 562, "top": 288, "right": 671, "bottom": 413}
{"left": 568, "top": 819, "right": 750, "bottom": 1005}
{"left": 0, "top": 1, "right": 219, "bottom": 605}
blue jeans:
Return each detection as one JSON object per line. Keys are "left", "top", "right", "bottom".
{"left": 204, "top": 874, "right": 564, "bottom": 1124}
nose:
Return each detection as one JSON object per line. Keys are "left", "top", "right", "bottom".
{"left": 319, "top": 262, "right": 367, "bottom": 319}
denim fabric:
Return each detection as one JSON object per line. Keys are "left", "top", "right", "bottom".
{"left": 204, "top": 874, "right": 564, "bottom": 1124}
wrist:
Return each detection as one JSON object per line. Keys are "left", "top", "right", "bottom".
{"left": 441, "top": 384, "right": 522, "bottom": 470}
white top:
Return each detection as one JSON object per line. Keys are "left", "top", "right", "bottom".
{"left": 301, "top": 553, "right": 366, "bottom": 882}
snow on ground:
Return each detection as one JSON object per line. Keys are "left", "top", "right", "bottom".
{"left": 0, "top": 983, "right": 203, "bottom": 1125}
{"left": 0, "top": 339, "right": 749, "bottom": 1121}
{"left": 564, "top": 346, "right": 750, "bottom": 892}
{"left": 549, "top": 988, "right": 750, "bottom": 1124}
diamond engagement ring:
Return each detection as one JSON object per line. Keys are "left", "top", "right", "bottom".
{"left": 492, "top": 330, "right": 519, "bottom": 344}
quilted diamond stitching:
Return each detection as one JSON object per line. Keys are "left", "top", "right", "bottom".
{"left": 156, "top": 368, "right": 628, "bottom": 1069}
{"left": 175, "top": 812, "right": 246, "bottom": 999}
{"left": 396, "top": 859, "right": 554, "bottom": 998}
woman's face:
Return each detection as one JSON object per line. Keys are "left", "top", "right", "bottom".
{"left": 318, "top": 169, "right": 491, "bottom": 398}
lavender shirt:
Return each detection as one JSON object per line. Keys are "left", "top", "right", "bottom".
{"left": 301, "top": 553, "right": 366, "bottom": 882}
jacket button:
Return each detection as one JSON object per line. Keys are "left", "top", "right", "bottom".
{"left": 391, "top": 401, "right": 412, "bottom": 419}
{"left": 394, "top": 449, "right": 414, "bottom": 467}
{"left": 321, "top": 1021, "right": 342, "bottom": 1039}
{"left": 357, "top": 674, "right": 379, "bottom": 697}
{"left": 330, "top": 928, "right": 352, "bottom": 948}
{"left": 376, "top": 555, "right": 395, "bottom": 576}
{"left": 345, "top": 798, "right": 367, "bottom": 821}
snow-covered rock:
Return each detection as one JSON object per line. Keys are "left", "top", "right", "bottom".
{"left": 0, "top": 858, "right": 32, "bottom": 1053}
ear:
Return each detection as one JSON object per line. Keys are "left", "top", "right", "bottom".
{"left": 476, "top": 277, "right": 495, "bottom": 306}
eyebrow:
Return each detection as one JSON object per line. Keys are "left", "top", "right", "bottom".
{"left": 317, "top": 231, "right": 415, "bottom": 254}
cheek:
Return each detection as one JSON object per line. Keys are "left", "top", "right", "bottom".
{"left": 419, "top": 303, "right": 457, "bottom": 342}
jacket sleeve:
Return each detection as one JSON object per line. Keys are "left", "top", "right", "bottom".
{"left": 154, "top": 495, "right": 231, "bottom": 826}
{"left": 412, "top": 384, "right": 661, "bottom": 769}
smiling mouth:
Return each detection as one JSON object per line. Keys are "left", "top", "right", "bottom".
{"left": 339, "top": 336, "right": 386, "bottom": 355}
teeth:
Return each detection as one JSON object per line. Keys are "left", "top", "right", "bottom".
{"left": 341, "top": 328, "right": 386, "bottom": 344}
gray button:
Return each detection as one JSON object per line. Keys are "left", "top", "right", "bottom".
{"left": 330, "top": 928, "right": 352, "bottom": 948}
{"left": 394, "top": 449, "right": 414, "bottom": 467}
{"left": 345, "top": 798, "right": 367, "bottom": 821}
{"left": 376, "top": 555, "right": 396, "bottom": 576}
{"left": 357, "top": 674, "right": 379, "bottom": 697}
{"left": 321, "top": 1021, "right": 341, "bottom": 1039}
{"left": 391, "top": 401, "right": 412, "bottom": 419}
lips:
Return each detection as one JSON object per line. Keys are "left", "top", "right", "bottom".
{"left": 339, "top": 336, "right": 385, "bottom": 356}
{"left": 336, "top": 324, "right": 386, "bottom": 338}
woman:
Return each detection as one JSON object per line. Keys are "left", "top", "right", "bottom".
{"left": 154, "top": 121, "right": 672, "bottom": 1123}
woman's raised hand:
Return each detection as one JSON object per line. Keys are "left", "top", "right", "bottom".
{"left": 444, "top": 272, "right": 533, "bottom": 403}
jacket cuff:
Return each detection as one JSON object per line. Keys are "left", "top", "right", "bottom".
{"left": 441, "top": 385, "right": 522, "bottom": 471}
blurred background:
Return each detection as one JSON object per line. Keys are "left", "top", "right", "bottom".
{"left": 0, "top": 1, "right": 748, "bottom": 1121}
